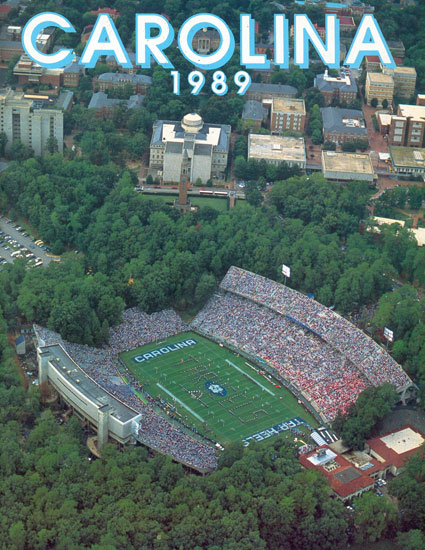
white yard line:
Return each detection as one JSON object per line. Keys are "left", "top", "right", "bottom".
{"left": 225, "top": 360, "right": 275, "bottom": 396}
{"left": 157, "top": 383, "right": 205, "bottom": 422}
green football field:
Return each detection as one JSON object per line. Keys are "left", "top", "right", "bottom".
{"left": 120, "top": 331, "right": 317, "bottom": 445}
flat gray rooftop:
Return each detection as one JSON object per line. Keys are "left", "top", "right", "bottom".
{"left": 42, "top": 344, "right": 138, "bottom": 423}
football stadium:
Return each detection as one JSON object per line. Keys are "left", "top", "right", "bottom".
{"left": 120, "top": 331, "right": 316, "bottom": 445}
{"left": 34, "top": 266, "right": 418, "bottom": 473}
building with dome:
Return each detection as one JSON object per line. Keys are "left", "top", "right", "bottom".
{"left": 149, "top": 114, "right": 231, "bottom": 184}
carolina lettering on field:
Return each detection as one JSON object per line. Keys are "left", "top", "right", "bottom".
{"left": 133, "top": 339, "right": 198, "bottom": 363}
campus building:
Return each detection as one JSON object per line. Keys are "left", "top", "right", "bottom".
{"left": 315, "top": 70, "right": 358, "bottom": 106}
{"left": 321, "top": 107, "right": 367, "bottom": 144}
{"left": 270, "top": 98, "right": 306, "bottom": 133}
{"left": 149, "top": 113, "right": 230, "bottom": 184}
{"left": 13, "top": 54, "right": 84, "bottom": 88}
{"left": 321, "top": 151, "right": 374, "bottom": 182}
{"left": 88, "top": 92, "right": 144, "bottom": 118}
{"left": 0, "top": 89, "right": 63, "bottom": 155}
{"left": 387, "top": 104, "right": 425, "bottom": 147}
{"left": 192, "top": 28, "right": 221, "bottom": 54}
{"left": 96, "top": 73, "right": 152, "bottom": 95}
{"left": 387, "top": 39, "right": 405, "bottom": 59}
{"left": 37, "top": 344, "right": 141, "bottom": 449}
{"left": 0, "top": 27, "right": 54, "bottom": 62}
{"left": 383, "top": 66, "right": 416, "bottom": 99}
{"left": 244, "top": 82, "right": 298, "bottom": 102}
{"left": 242, "top": 100, "right": 267, "bottom": 128}
{"left": 365, "top": 426, "right": 425, "bottom": 476}
{"left": 105, "top": 50, "right": 137, "bottom": 75}
{"left": 300, "top": 425, "right": 425, "bottom": 501}
{"left": 337, "top": 15, "right": 356, "bottom": 33}
{"left": 365, "top": 55, "right": 383, "bottom": 73}
{"left": 290, "top": 22, "right": 325, "bottom": 39}
{"left": 365, "top": 72, "right": 394, "bottom": 107}
{"left": 299, "top": 446, "right": 377, "bottom": 501}
{"left": 388, "top": 145, "right": 425, "bottom": 176}
{"left": 248, "top": 134, "right": 306, "bottom": 169}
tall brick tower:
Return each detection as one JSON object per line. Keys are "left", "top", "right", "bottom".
{"left": 174, "top": 152, "right": 192, "bottom": 213}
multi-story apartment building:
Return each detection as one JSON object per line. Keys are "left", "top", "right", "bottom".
{"left": 387, "top": 104, "right": 425, "bottom": 147}
{"left": 365, "top": 72, "right": 394, "bottom": 106}
{"left": 383, "top": 66, "right": 416, "bottom": 99}
{"left": 0, "top": 89, "right": 63, "bottom": 155}
{"left": 270, "top": 97, "right": 306, "bottom": 133}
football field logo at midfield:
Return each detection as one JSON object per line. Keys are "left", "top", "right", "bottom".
{"left": 205, "top": 381, "right": 227, "bottom": 396}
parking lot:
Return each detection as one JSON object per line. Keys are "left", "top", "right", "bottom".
{"left": 0, "top": 216, "right": 55, "bottom": 269}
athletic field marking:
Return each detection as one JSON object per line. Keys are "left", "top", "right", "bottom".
{"left": 225, "top": 360, "right": 275, "bottom": 396}
{"left": 157, "top": 383, "right": 205, "bottom": 422}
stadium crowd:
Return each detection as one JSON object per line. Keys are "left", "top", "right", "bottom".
{"left": 34, "top": 310, "right": 217, "bottom": 471}
{"left": 192, "top": 266, "right": 411, "bottom": 421}
{"left": 32, "top": 266, "right": 412, "bottom": 463}
{"left": 220, "top": 267, "right": 410, "bottom": 388}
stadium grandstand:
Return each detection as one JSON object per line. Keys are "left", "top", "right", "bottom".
{"left": 34, "top": 268, "right": 417, "bottom": 471}
{"left": 192, "top": 266, "right": 417, "bottom": 422}
{"left": 35, "top": 309, "right": 218, "bottom": 472}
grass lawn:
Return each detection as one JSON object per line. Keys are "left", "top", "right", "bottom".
{"left": 120, "top": 331, "right": 317, "bottom": 445}
{"left": 143, "top": 193, "right": 248, "bottom": 212}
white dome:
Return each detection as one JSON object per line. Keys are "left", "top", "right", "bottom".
{"left": 182, "top": 113, "right": 203, "bottom": 133}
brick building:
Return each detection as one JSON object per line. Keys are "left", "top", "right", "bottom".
{"left": 105, "top": 50, "right": 137, "bottom": 75}
{"left": 242, "top": 100, "right": 267, "bottom": 128}
{"left": 88, "top": 92, "right": 144, "bottom": 119}
{"left": 337, "top": 16, "right": 356, "bottom": 33}
{"left": 300, "top": 425, "right": 425, "bottom": 502}
{"left": 96, "top": 73, "right": 152, "bottom": 95}
{"left": 245, "top": 82, "right": 298, "bottom": 102}
{"left": 321, "top": 107, "right": 367, "bottom": 144}
{"left": 290, "top": 22, "right": 326, "bottom": 40}
{"left": 365, "top": 426, "right": 425, "bottom": 476}
{"left": 270, "top": 97, "right": 306, "bottom": 133}
{"left": 90, "top": 8, "right": 120, "bottom": 20}
{"left": 315, "top": 70, "right": 358, "bottom": 106}
{"left": 386, "top": 103, "right": 425, "bottom": 147}
{"left": 0, "top": 5, "right": 12, "bottom": 20}
{"left": 13, "top": 54, "right": 84, "bottom": 88}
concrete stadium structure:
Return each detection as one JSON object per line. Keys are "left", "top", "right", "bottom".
{"left": 38, "top": 344, "right": 141, "bottom": 448}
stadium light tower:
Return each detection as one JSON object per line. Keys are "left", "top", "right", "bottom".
{"left": 281, "top": 263, "right": 291, "bottom": 286}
